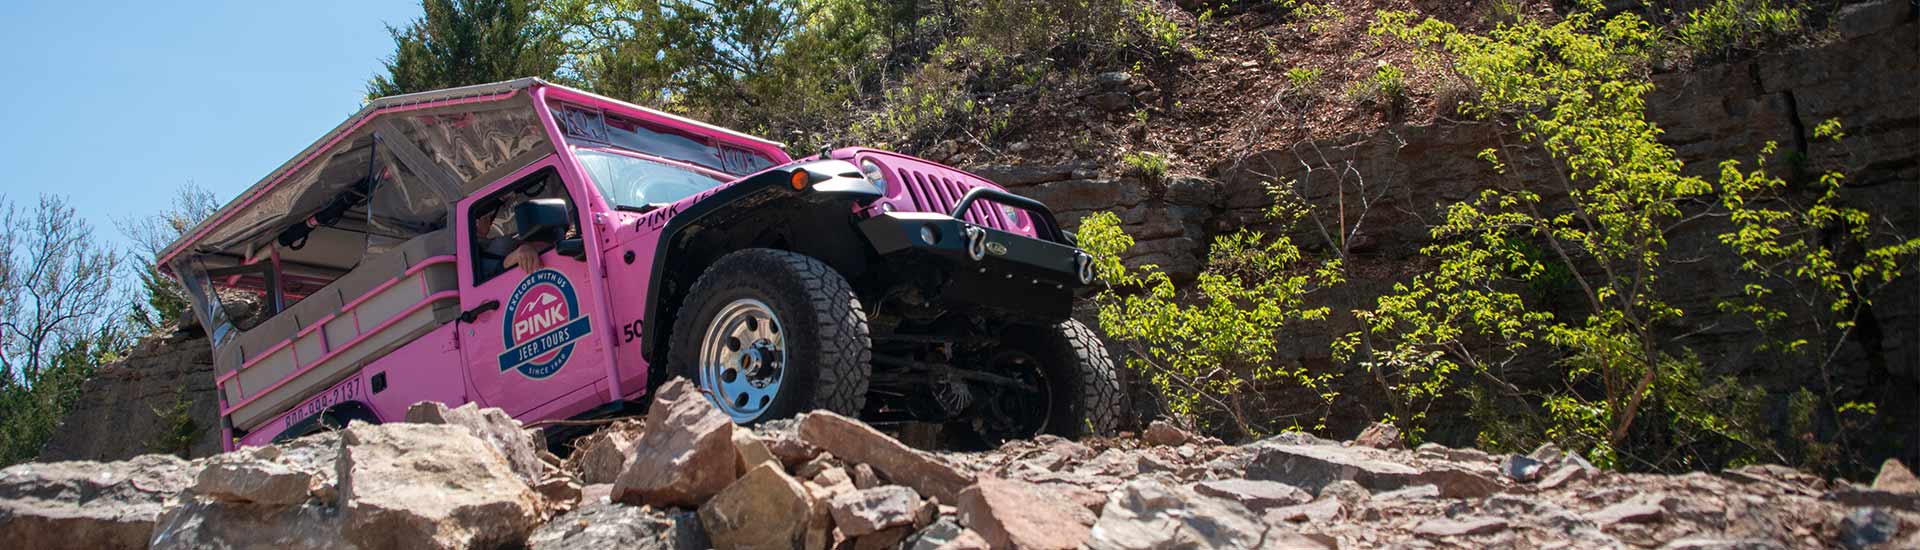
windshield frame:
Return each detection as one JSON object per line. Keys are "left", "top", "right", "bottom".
{"left": 570, "top": 145, "right": 738, "bottom": 210}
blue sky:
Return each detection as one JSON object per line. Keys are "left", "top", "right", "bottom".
{"left": 0, "top": 1, "right": 422, "bottom": 255}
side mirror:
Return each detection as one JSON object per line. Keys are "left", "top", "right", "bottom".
{"left": 511, "top": 198, "right": 571, "bottom": 245}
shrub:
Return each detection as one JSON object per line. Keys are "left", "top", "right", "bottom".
{"left": 1080, "top": 188, "right": 1345, "bottom": 437}
{"left": 1122, "top": 151, "right": 1171, "bottom": 183}
{"left": 1676, "top": 0, "right": 1806, "bottom": 60}
{"left": 1285, "top": 66, "right": 1322, "bottom": 88}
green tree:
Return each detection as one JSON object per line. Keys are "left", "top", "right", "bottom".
{"left": 117, "top": 182, "right": 217, "bottom": 329}
{"left": 368, "top": 0, "right": 566, "bottom": 99}
{"left": 1080, "top": 188, "right": 1344, "bottom": 438}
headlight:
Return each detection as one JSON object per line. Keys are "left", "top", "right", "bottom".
{"left": 860, "top": 159, "right": 888, "bottom": 189}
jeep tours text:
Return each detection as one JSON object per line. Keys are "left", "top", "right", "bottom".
{"left": 157, "top": 79, "right": 1121, "bottom": 451}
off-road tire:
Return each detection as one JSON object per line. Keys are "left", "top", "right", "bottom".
{"left": 667, "top": 248, "right": 871, "bottom": 423}
{"left": 954, "top": 319, "right": 1123, "bottom": 444}
{"left": 1035, "top": 319, "right": 1124, "bottom": 437}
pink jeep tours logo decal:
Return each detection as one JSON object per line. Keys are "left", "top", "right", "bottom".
{"left": 498, "top": 269, "right": 592, "bottom": 379}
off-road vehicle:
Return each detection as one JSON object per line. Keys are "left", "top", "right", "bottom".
{"left": 159, "top": 79, "right": 1119, "bottom": 450}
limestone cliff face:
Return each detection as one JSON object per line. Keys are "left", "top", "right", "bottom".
{"left": 990, "top": 15, "right": 1918, "bottom": 455}
{"left": 40, "top": 333, "right": 223, "bottom": 462}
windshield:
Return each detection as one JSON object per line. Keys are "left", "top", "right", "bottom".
{"left": 575, "top": 149, "right": 730, "bottom": 208}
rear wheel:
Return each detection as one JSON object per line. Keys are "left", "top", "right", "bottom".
{"left": 951, "top": 319, "right": 1122, "bottom": 445}
{"left": 667, "top": 249, "right": 871, "bottom": 424}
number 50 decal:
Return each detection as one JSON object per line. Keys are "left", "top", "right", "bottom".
{"left": 621, "top": 319, "right": 644, "bottom": 343}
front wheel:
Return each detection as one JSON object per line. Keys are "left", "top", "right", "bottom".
{"left": 667, "top": 249, "right": 871, "bottom": 424}
{"left": 953, "top": 319, "right": 1123, "bottom": 445}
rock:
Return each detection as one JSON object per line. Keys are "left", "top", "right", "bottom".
{"left": 338, "top": 422, "right": 542, "bottom": 550}
{"left": 852, "top": 464, "right": 882, "bottom": 490}
{"left": 1587, "top": 500, "right": 1665, "bottom": 525}
{"left": 939, "top": 530, "right": 992, "bottom": 550}
{"left": 192, "top": 447, "right": 321, "bottom": 505}
{"left": 1528, "top": 443, "right": 1565, "bottom": 464}
{"left": 830, "top": 485, "right": 921, "bottom": 536}
{"left": 1838, "top": 507, "right": 1899, "bottom": 550}
{"left": 764, "top": 432, "right": 823, "bottom": 469}
{"left": 1373, "top": 484, "right": 1441, "bottom": 501}
{"left": 406, "top": 401, "right": 546, "bottom": 485}
{"left": 966, "top": 164, "right": 1086, "bottom": 187}
{"left": 1250, "top": 443, "right": 1500, "bottom": 498}
{"left": 1095, "top": 71, "right": 1133, "bottom": 88}
{"left": 1414, "top": 517, "right": 1509, "bottom": 537}
{"left": 851, "top": 526, "right": 913, "bottom": 550}
{"left": 1502, "top": 454, "right": 1545, "bottom": 482}
{"left": 1163, "top": 176, "right": 1223, "bottom": 207}
{"left": 1415, "top": 443, "right": 1492, "bottom": 464}
{"left": 1020, "top": 179, "right": 1144, "bottom": 213}
{"left": 1265, "top": 498, "right": 1341, "bottom": 523}
{"left": 534, "top": 477, "right": 583, "bottom": 514}
{"left": 1833, "top": 0, "right": 1912, "bottom": 39}
{"left": 798, "top": 411, "right": 974, "bottom": 503}
{"left": 733, "top": 430, "right": 779, "bottom": 475}
{"left": 957, "top": 477, "right": 1091, "bottom": 550}
{"left": 150, "top": 497, "right": 349, "bottom": 550}
{"left": 0, "top": 454, "right": 195, "bottom": 550}
{"left": 39, "top": 333, "right": 223, "bottom": 463}
{"left": 571, "top": 426, "right": 637, "bottom": 485}
{"left": 1656, "top": 538, "right": 1788, "bottom": 549}
{"left": 1089, "top": 479, "right": 1329, "bottom": 550}
{"left": 908, "top": 518, "right": 967, "bottom": 550}
{"left": 1538, "top": 462, "right": 1593, "bottom": 490}
{"left": 814, "top": 467, "right": 854, "bottom": 489}
{"left": 699, "top": 464, "right": 817, "bottom": 550}
{"left": 1873, "top": 459, "right": 1920, "bottom": 493}
{"left": 527, "top": 502, "right": 708, "bottom": 550}
{"left": 1352, "top": 422, "right": 1403, "bottom": 450}
{"left": 1142, "top": 420, "right": 1190, "bottom": 446}
{"left": 796, "top": 453, "right": 844, "bottom": 480}
{"left": 1190, "top": 479, "right": 1312, "bottom": 510}
{"left": 614, "top": 378, "right": 738, "bottom": 508}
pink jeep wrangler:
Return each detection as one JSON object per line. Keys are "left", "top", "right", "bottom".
{"left": 158, "top": 79, "right": 1120, "bottom": 451}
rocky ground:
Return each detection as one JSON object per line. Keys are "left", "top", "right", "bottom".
{"left": 3, "top": 381, "right": 1917, "bottom": 549}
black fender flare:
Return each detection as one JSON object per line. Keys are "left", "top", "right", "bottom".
{"left": 639, "top": 161, "right": 881, "bottom": 364}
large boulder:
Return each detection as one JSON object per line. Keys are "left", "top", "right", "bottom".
{"left": 956, "top": 477, "right": 1092, "bottom": 550}
{"left": 698, "top": 463, "right": 820, "bottom": 550}
{"left": 0, "top": 453, "right": 195, "bottom": 550}
{"left": 192, "top": 447, "right": 322, "bottom": 506}
{"left": 1088, "top": 479, "right": 1331, "bottom": 550}
{"left": 614, "top": 378, "right": 738, "bottom": 508}
{"left": 150, "top": 497, "right": 349, "bottom": 550}
{"left": 526, "top": 502, "right": 708, "bottom": 550}
{"left": 406, "top": 401, "right": 547, "bottom": 484}
{"left": 797, "top": 411, "right": 974, "bottom": 503}
{"left": 1249, "top": 443, "right": 1501, "bottom": 498}
{"left": 338, "top": 423, "right": 542, "bottom": 550}
{"left": 568, "top": 422, "right": 640, "bottom": 485}
{"left": 829, "top": 485, "right": 923, "bottom": 536}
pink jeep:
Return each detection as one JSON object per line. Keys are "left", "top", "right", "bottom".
{"left": 158, "top": 79, "right": 1120, "bottom": 451}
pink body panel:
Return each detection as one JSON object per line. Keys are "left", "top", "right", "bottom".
{"left": 216, "top": 80, "right": 1033, "bottom": 450}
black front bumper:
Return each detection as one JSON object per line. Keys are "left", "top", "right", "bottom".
{"left": 859, "top": 211, "right": 1091, "bottom": 320}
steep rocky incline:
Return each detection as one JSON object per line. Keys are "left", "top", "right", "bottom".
{"left": 4, "top": 387, "right": 1916, "bottom": 549}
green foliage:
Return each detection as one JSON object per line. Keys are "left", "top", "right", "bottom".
{"left": 1355, "top": 7, "right": 1916, "bottom": 475}
{"left": 0, "top": 328, "right": 126, "bottom": 466}
{"left": 1284, "top": 67, "right": 1322, "bottom": 88}
{"left": 1675, "top": 0, "right": 1805, "bottom": 60}
{"left": 118, "top": 183, "right": 217, "bottom": 330}
{"left": 1345, "top": 62, "right": 1406, "bottom": 108}
{"left": 1081, "top": 188, "right": 1344, "bottom": 437}
{"left": 148, "top": 385, "right": 198, "bottom": 458}
{"left": 1293, "top": 2, "right": 1346, "bottom": 34}
{"left": 1131, "top": 1, "right": 1190, "bottom": 57}
{"left": 1122, "top": 151, "right": 1171, "bottom": 183}
{"left": 368, "top": 0, "right": 565, "bottom": 99}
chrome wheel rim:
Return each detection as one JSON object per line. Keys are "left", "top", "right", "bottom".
{"left": 698, "top": 298, "right": 786, "bottom": 423}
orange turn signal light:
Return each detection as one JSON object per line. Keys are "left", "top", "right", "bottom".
{"left": 791, "top": 170, "right": 809, "bottom": 190}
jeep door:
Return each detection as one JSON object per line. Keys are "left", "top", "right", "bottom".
{"left": 455, "top": 159, "right": 611, "bottom": 418}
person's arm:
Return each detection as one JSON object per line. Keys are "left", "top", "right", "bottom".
{"left": 502, "top": 241, "right": 545, "bottom": 274}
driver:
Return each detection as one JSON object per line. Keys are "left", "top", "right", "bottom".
{"left": 474, "top": 203, "right": 548, "bottom": 277}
